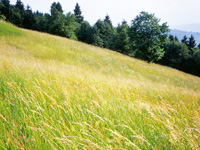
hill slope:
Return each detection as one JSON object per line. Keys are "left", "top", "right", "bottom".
{"left": 0, "top": 21, "right": 200, "bottom": 149}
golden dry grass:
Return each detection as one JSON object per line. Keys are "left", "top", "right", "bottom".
{"left": 0, "top": 20, "right": 200, "bottom": 149}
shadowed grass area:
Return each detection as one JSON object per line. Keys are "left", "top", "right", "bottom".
{"left": 0, "top": 20, "right": 200, "bottom": 149}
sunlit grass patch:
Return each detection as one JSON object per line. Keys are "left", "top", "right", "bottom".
{"left": 0, "top": 21, "right": 200, "bottom": 149}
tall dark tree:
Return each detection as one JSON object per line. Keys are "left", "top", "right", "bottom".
{"left": 169, "top": 35, "right": 174, "bottom": 42}
{"left": 174, "top": 36, "right": 179, "bottom": 42}
{"left": 22, "top": 5, "right": 35, "bottom": 29}
{"left": 49, "top": 12, "right": 77, "bottom": 39}
{"left": 160, "top": 41, "right": 190, "bottom": 70}
{"left": 92, "top": 19, "right": 114, "bottom": 48}
{"left": 104, "top": 15, "right": 113, "bottom": 28}
{"left": 15, "top": 0, "right": 24, "bottom": 12}
{"left": 92, "top": 25, "right": 104, "bottom": 47}
{"left": 188, "top": 35, "right": 196, "bottom": 49}
{"left": 129, "top": 11, "right": 169, "bottom": 62}
{"left": 181, "top": 35, "right": 188, "bottom": 45}
{"left": 0, "top": 0, "right": 11, "bottom": 20}
{"left": 108, "top": 21, "right": 130, "bottom": 54}
{"left": 77, "top": 21, "right": 92, "bottom": 43}
{"left": 74, "top": 3, "right": 83, "bottom": 23}
{"left": 11, "top": 0, "right": 24, "bottom": 26}
{"left": 50, "top": 2, "right": 63, "bottom": 20}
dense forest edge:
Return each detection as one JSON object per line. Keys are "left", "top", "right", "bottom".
{"left": 0, "top": 0, "right": 200, "bottom": 76}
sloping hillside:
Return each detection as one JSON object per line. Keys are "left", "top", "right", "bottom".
{"left": 0, "top": 21, "right": 200, "bottom": 149}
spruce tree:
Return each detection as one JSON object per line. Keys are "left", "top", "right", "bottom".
{"left": 74, "top": 3, "right": 83, "bottom": 23}
{"left": 188, "top": 35, "right": 196, "bottom": 49}
{"left": 104, "top": 15, "right": 113, "bottom": 28}
{"left": 15, "top": 0, "right": 24, "bottom": 13}
{"left": 181, "top": 35, "right": 188, "bottom": 45}
{"left": 108, "top": 21, "right": 130, "bottom": 54}
{"left": 174, "top": 36, "right": 179, "bottom": 42}
{"left": 169, "top": 35, "right": 174, "bottom": 42}
{"left": 0, "top": 0, "right": 11, "bottom": 20}
{"left": 50, "top": 2, "right": 63, "bottom": 20}
{"left": 22, "top": 5, "right": 35, "bottom": 29}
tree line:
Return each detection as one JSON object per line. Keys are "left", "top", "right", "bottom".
{"left": 0, "top": 0, "right": 200, "bottom": 76}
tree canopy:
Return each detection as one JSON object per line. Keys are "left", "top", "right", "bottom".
{"left": 129, "top": 11, "right": 169, "bottom": 62}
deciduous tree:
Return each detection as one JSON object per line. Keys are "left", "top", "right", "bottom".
{"left": 129, "top": 11, "right": 169, "bottom": 62}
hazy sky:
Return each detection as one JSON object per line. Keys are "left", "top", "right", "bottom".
{"left": 10, "top": 0, "right": 200, "bottom": 28}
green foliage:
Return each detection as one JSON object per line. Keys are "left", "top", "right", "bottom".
{"left": 108, "top": 21, "right": 130, "bottom": 54}
{"left": 0, "top": 0, "right": 11, "bottom": 20}
{"left": 104, "top": 15, "right": 113, "bottom": 28}
{"left": 22, "top": 5, "right": 35, "bottom": 29}
{"left": 74, "top": 3, "right": 83, "bottom": 23}
{"left": 188, "top": 35, "right": 196, "bottom": 49}
{"left": 49, "top": 13, "right": 77, "bottom": 40}
{"left": 181, "top": 35, "right": 188, "bottom": 45}
{"left": 77, "top": 21, "right": 92, "bottom": 43}
{"left": 161, "top": 42, "right": 190, "bottom": 69}
{"left": 129, "top": 11, "right": 169, "bottom": 62}
{"left": 32, "top": 11, "right": 48, "bottom": 32}
{"left": 92, "top": 19, "right": 114, "bottom": 48}
{"left": 0, "top": 14, "right": 6, "bottom": 20}
{"left": 91, "top": 25, "right": 104, "bottom": 47}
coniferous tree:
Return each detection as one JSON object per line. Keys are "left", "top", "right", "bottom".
{"left": 181, "top": 35, "right": 188, "bottom": 45}
{"left": 108, "top": 21, "right": 130, "bottom": 54}
{"left": 188, "top": 35, "right": 196, "bottom": 49}
{"left": 0, "top": 0, "right": 11, "bottom": 20}
{"left": 15, "top": 0, "right": 24, "bottom": 13}
{"left": 11, "top": 0, "right": 24, "bottom": 26}
{"left": 169, "top": 35, "right": 174, "bottom": 42}
{"left": 50, "top": 2, "right": 63, "bottom": 20}
{"left": 77, "top": 21, "right": 92, "bottom": 43}
{"left": 92, "top": 25, "right": 104, "bottom": 47}
{"left": 22, "top": 5, "right": 35, "bottom": 29}
{"left": 160, "top": 41, "right": 190, "bottom": 69}
{"left": 174, "top": 36, "right": 179, "bottom": 42}
{"left": 74, "top": 3, "right": 83, "bottom": 23}
{"left": 104, "top": 15, "right": 113, "bottom": 28}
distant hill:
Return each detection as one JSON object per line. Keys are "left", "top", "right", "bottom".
{"left": 170, "top": 29, "right": 200, "bottom": 45}
{"left": 173, "top": 23, "right": 200, "bottom": 33}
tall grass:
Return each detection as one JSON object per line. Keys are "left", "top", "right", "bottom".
{"left": 0, "top": 20, "right": 200, "bottom": 149}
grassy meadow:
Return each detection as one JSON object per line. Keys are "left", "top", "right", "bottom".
{"left": 0, "top": 20, "right": 200, "bottom": 149}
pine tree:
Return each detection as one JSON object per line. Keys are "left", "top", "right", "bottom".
{"left": 104, "top": 15, "right": 113, "bottom": 28}
{"left": 74, "top": 3, "right": 83, "bottom": 23}
{"left": 169, "top": 35, "right": 174, "bottom": 42}
{"left": 77, "top": 21, "right": 92, "bottom": 43}
{"left": 181, "top": 35, "right": 188, "bottom": 45}
{"left": 15, "top": 0, "right": 24, "bottom": 13}
{"left": 0, "top": 0, "right": 11, "bottom": 20}
{"left": 12, "top": 0, "right": 24, "bottom": 26}
{"left": 188, "top": 35, "right": 196, "bottom": 49}
{"left": 174, "top": 36, "right": 179, "bottom": 42}
{"left": 22, "top": 5, "right": 35, "bottom": 29}
{"left": 108, "top": 21, "right": 130, "bottom": 54}
{"left": 50, "top": 2, "right": 63, "bottom": 20}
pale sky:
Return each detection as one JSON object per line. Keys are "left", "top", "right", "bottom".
{"left": 10, "top": 0, "right": 200, "bottom": 29}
